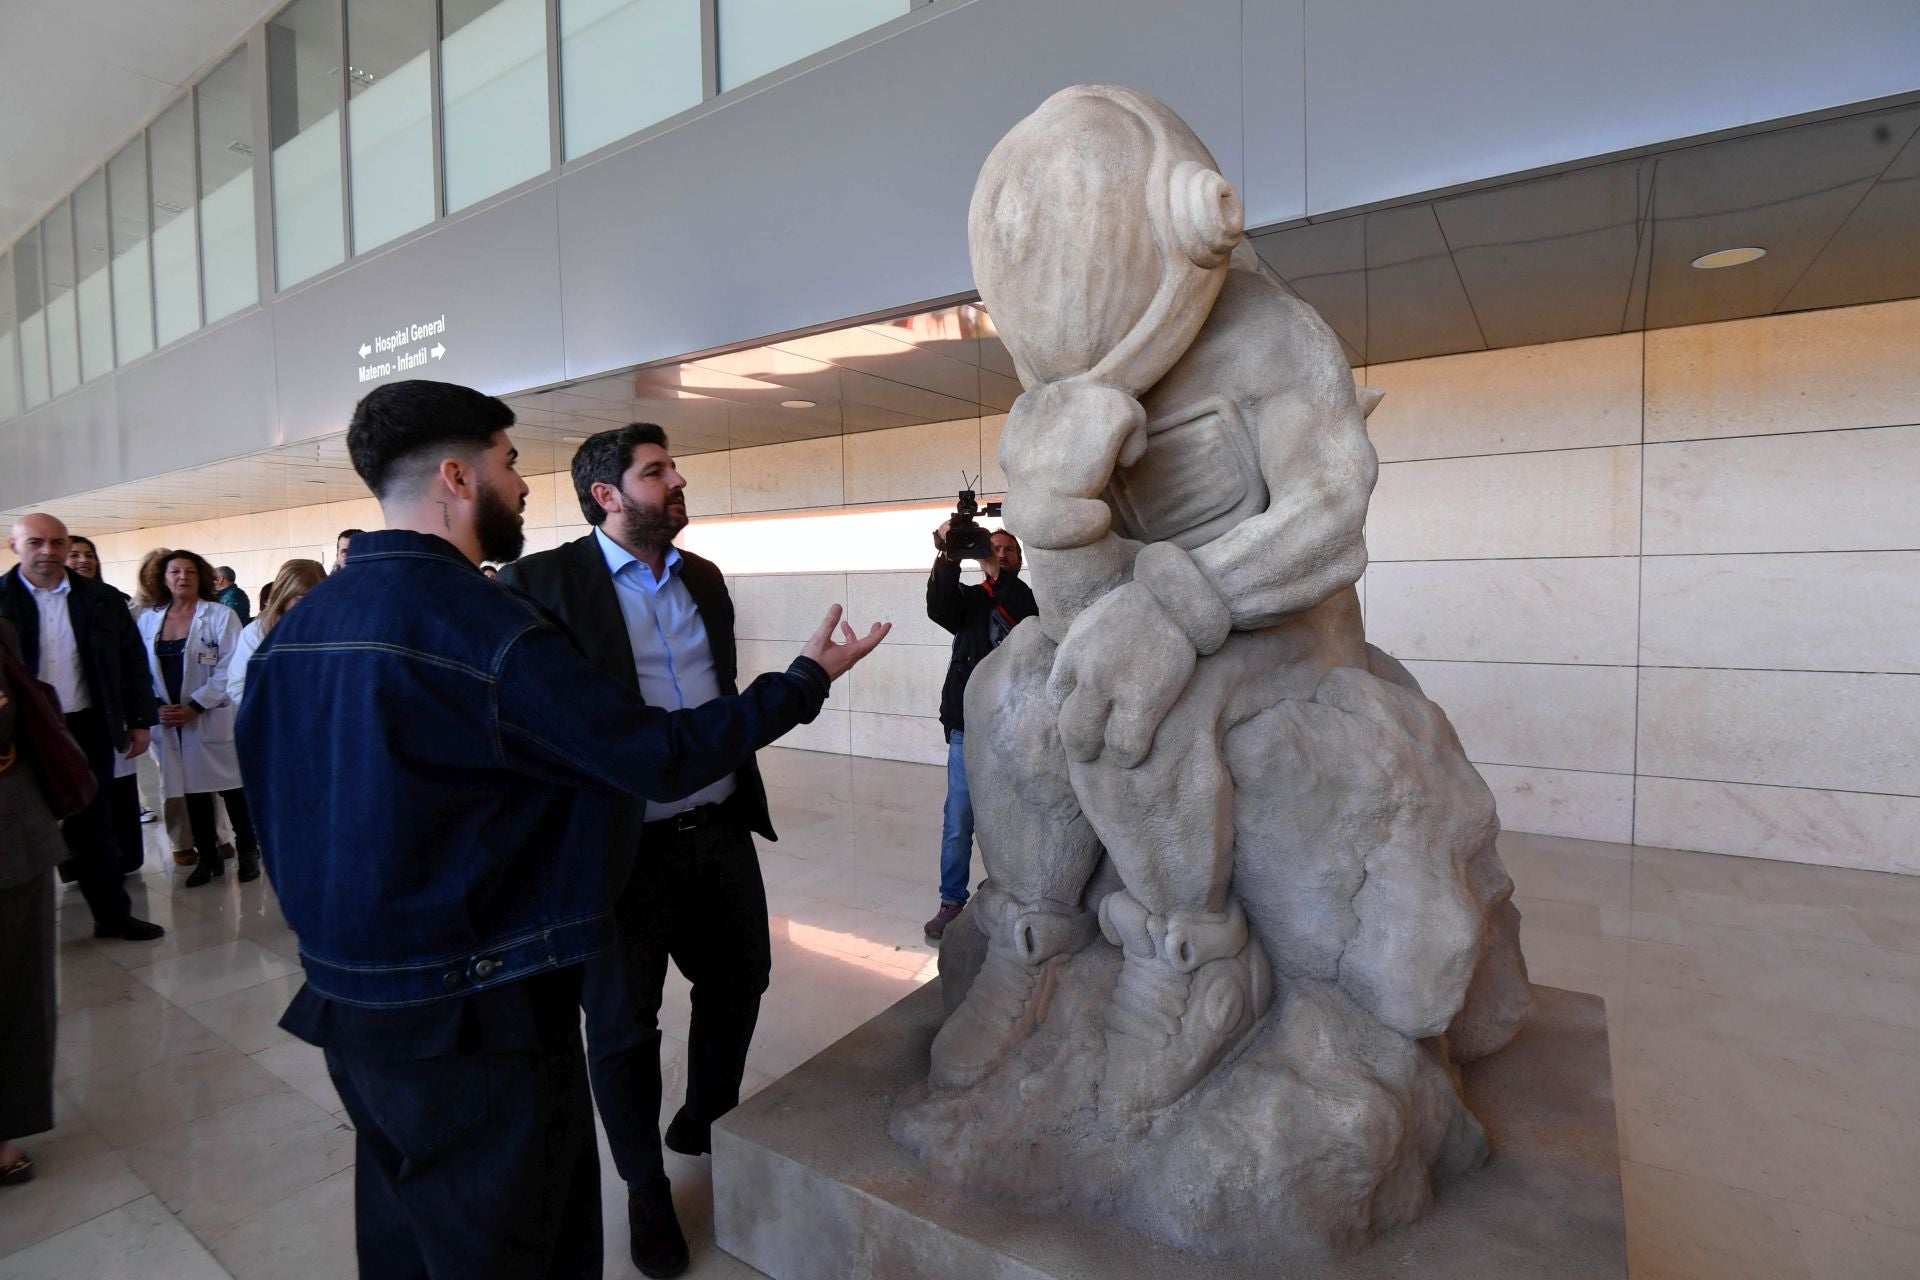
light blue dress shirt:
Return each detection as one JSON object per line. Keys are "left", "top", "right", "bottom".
{"left": 596, "top": 527, "right": 738, "bottom": 820}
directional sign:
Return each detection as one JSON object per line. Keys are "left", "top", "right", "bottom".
{"left": 355, "top": 314, "right": 450, "bottom": 384}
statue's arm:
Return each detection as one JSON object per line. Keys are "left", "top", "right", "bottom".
{"left": 1184, "top": 376, "right": 1378, "bottom": 631}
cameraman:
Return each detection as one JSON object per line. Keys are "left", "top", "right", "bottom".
{"left": 923, "top": 520, "right": 1037, "bottom": 941}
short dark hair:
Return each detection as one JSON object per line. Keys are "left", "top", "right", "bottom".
{"left": 347, "top": 380, "right": 515, "bottom": 498}
{"left": 336, "top": 529, "right": 364, "bottom": 543}
{"left": 571, "top": 423, "right": 669, "bottom": 525}
{"left": 215, "top": 565, "right": 236, "bottom": 581}
{"left": 159, "top": 550, "right": 220, "bottom": 602}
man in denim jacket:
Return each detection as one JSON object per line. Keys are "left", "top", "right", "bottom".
{"left": 238, "top": 380, "right": 888, "bottom": 1280}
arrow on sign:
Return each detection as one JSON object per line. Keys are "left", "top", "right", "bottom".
{"left": 430, "top": 342, "right": 447, "bottom": 360}
{"left": 358, "top": 343, "right": 371, "bottom": 357}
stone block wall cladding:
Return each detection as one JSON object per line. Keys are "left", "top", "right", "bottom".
{"left": 25, "top": 297, "right": 1917, "bottom": 874}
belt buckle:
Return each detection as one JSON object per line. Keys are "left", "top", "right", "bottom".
{"left": 674, "top": 808, "right": 701, "bottom": 833}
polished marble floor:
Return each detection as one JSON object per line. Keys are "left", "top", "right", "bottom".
{"left": 3, "top": 747, "right": 1918, "bottom": 1279}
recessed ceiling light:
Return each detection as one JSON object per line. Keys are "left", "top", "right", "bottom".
{"left": 780, "top": 399, "right": 817, "bottom": 410}
{"left": 1690, "top": 246, "right": 1766, "bottom": 269}
{"left": 562, "top": 435, "right": 586, "bottom": 443}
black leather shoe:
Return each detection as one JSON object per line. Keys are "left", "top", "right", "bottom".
{"left": 94, "top": 917, "right": 165, "bottom": 942}
{"left": 236, "top": 845, "right": 261, "bottom": 883}
{"left": 663, "top": 1108, "right": 711, "bottom": 1157}
{"left": 627, "top": 1179, "right": 690, "bottom": 1278}
{"left": 184, "top": 859, "right": 215, "bottom": 887}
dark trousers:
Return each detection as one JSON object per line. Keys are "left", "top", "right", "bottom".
{"left": 111, "top": 774, "right": 143, "bottom": 873}
{"left": 62, "top": 708, "right": 131, "bottom": 929}
{"left": 185, "top": 788, "right": 256, "bottom": 859}
{"left": 0, "top": 869, "right": 55, "bottom": 1138}
{"left": 326, "top": 1035, "right": 602, "bottom": 1280}
{"left": 583, "top": 819, "right": 771, "bottom": 1186}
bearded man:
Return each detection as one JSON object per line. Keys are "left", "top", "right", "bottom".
{"left": 243, "top": 389, "right": 886, "bottom": 1280}
{"left": 500, "top": 422, "right": 776, "bottom": 1279}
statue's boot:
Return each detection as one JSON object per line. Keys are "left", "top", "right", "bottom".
{"left": 929, "top": 883, "right": 1096, "bottom": 1090}
{"left": 1098, "top": 892, "right": 1274, "bottom": 1119}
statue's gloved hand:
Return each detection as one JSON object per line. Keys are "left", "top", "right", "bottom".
{"left": 1047, "top": 581, "right": 1194, "bottom": 768}
{"left": 999, "top": 381, "right": 1147, "bottom": 550}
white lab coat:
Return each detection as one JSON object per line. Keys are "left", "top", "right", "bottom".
{"left": 225, "top": 617, "right": 267, "bottom": 707}
{"left": 137, "top": 601, "right": 245, "bottom": 797}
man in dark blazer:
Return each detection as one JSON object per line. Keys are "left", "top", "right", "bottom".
{"left": 500, "top": 425, "right": 775, "bottom": 1280}
{"left": 3, "top": 514, "right": 164, "bottom": 941}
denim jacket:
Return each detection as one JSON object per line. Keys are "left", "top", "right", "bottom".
{"left": 236, "top": 530, "right": 828, "bottom": 1008}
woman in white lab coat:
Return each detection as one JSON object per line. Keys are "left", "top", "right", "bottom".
{"left": 136, "top": 550, "right": 260, "bottom": 888}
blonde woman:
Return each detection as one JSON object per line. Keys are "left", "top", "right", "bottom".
{"left": 227, "top": 560, "right": 325, "bottom": 707}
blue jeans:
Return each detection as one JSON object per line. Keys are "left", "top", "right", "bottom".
{"left": 939, "top": 730, "right": 974, "bottom": 905}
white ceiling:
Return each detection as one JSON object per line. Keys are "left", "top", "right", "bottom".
{"left": 0, "top": 0, "right": 276, "bottom": 248}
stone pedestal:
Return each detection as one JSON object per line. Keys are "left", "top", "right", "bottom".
{"left": 712, "top": 983, "right": 1625, "bottom": 1279}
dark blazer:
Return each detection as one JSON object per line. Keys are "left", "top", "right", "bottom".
{"left": 0, "top": 567, "right": 158, "bottom": 748}
{"left": 500, "top": 532, "right": 775, "bottom": 882}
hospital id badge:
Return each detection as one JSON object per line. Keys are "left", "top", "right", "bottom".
{"left": 197, "top": 647, "right": 219, "bottom": 667}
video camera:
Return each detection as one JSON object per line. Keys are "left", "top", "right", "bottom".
{"left": 940, "top": 477, "right": 1003, "bottom": 562}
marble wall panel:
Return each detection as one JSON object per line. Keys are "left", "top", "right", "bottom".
{"left": 1364, "top": 333, "right": 1642, "bottom": 462}
{"left": 520, "top": 471, "right": 560, "bottom": 530}
{"left": 1642, "top": 425, "right": 1920, "bottom": 555}
{"left": 843, "top": 418, "right": 982, "bottom": 506}
{"left": 1365, "top": 557, "right": 1639, "bottom": 665}
{"left": 1476, "top": 763, "right": 1635, "bottom": 845}
{"left": 844, "top": 642, "right": 949, "bottom": 719}
{"left": 728, "top": 436, "right": 844, "bottom": 513}
{"left": 1640, "top": 551, "right": 1920, "bottom": 674}
{"left": 675, "top": 451, "right": 732, "bottom": 517}
{"left": 1645, "top": 298, "right": 1920, "bottom": 443}
{"left": 1638, "top": 667, "right": 1920, "bottom": 796}
{"left": 732, "top": 573, "right": 850, "bottom": 642}
{"left": 735, "top": 637, "right": 849, "bottom": 713}
{"left": 1635, "top": 776, "right": 1920, "bottom": 876}
{"left": 851, "top": 711, "right": 947, "bottom": 766}
{"left": 1367, "top": 445, "right": 1641, "bottom": 561}
{"left": 1403, "top": 659, "right": 1637, "bottom": 775}
{"left": 847, "top": 570, "right": 950, "bottom": 648}
{"left": 776, "top": 708, "right": 852, "bottom": 755}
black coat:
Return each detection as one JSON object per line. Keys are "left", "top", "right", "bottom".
{"left": 926, "top": 557, "right": 1039, "bottom": 738}
{"left": 499, "top": 534, "right": 775, "bottom": 891}
{"left": 0, "top": 567, "right": 158, "bottom": 749}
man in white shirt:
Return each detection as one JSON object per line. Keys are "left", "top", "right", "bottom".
{"left": 501, "top": 426, "right": 777, "bottom": 1279}
{"left": 1, "top": 515, "right": 164, "bottom": 941}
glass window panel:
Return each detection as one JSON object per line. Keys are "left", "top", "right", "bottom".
{"left": 74, "top": 170, "right": 115, "bottom": 380}
{"left": 718, "top": 0, "right": 907, "bottom": 92}
{"left": 14, "top": 230, "right": 48, "bottom": 408}
{"left": 198, "top": 47, "right": 259, "bottom": 322}
{"left": 347, "top": 0, "right": 435, "bottom": 251}
{"left": 108, "top": 136, "right": 155, "bottom": 363}
{"left": 0, "top": 252, "right": 18, "bottom": 421}
{"left": 42, "top": 202, "right": 79, "bottom": 396}
{"left": 441, "top": 0, "right": 551, "bottom": 213}
{"left": 560, "top": 0, "right": 702, "bottom": 160}
{"left": 269, "top": 0, "right": 347, "bottom": 287}
{"left": 151, "top": 96, "right": 203, "bottom": 346}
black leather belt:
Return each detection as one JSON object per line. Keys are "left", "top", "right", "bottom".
{"left": 644, "top": 803, "right": 722, "bottom": 837}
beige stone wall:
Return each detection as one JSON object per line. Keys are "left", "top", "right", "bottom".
{"left": 1358, "top": 297, "right": 1920, "bottom": 874}
{"left": 24, "top": 298, "right": 1920, "bottom": 872}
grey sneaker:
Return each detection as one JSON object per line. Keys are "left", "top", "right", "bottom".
{"left": 923, "top": 900, "right": 965, "bottom": 943}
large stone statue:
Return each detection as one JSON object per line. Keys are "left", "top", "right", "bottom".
{"left": 891, "top": 85, "right": 1535, "bottom": 1259}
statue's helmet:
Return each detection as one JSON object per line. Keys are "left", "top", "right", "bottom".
{"left": 969, "top": 85, "right": 1244, "bottom": 396}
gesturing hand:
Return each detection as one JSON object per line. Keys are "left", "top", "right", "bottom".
{"left": 800, "top": 605, "right": 891, "bottom": 681}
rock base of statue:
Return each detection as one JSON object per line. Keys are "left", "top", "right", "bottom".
{"left": 711, "top": 980, "right": 1624, "bottom": 1280}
